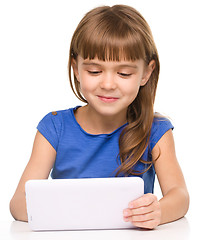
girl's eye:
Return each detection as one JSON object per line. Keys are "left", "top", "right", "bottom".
{"left": 118, "top": 72, "right": 132, "bottom": 77}
{"left": 87, "top": 70, "right": 102, "bottom": 75}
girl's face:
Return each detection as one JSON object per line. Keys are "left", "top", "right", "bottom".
{"left": 72, "top": 56, "right": 155, "bottom": 119}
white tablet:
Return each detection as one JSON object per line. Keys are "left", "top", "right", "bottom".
{"left": 25, "top": 177, "right": 144, "bottom": 231}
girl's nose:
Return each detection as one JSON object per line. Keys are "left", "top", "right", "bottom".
{"left": 100, "top": 74, "right": 117, "bottom": 90}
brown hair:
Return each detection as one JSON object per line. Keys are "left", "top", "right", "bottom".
{"left": 68, "top": 5, "right": 160, "bottom": 176}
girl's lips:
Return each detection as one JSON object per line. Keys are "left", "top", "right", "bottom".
{"left": 97, "top": 95, "right": 119, "bottom": 103}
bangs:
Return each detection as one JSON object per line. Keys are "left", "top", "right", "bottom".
{"left": 72, "top": 8, "right": 147, "bottom": 62}
{"left": 80, "top": 29, "right": 146, "bottom": 62}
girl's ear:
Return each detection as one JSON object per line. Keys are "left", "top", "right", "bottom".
{"left": 140, "top": 60, "right": 156, "bottom": 86}
{"left": 71, "top": 58, "right": 80, "bottom": 82}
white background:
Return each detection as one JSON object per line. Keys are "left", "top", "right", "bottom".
{"left": 0, "top": 0, "right": 196, "bottom": 223}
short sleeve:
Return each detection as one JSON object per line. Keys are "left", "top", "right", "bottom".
{"left": 149, "top": 117, "right": 174, "bottom": 152}
{"left": 37, "top": 111, "right": 62, "bottom": 151}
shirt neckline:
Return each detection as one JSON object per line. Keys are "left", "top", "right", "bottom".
{"left": 70, "top": 106, "right": 128, "bottom": 137}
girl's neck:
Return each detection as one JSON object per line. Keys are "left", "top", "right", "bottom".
{"left": 74, "top": 105, "right": 127, "bottom": 135}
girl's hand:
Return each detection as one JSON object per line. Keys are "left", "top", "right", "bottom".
{"left": 123, "top": 193, "right": 161, "bottom": 229}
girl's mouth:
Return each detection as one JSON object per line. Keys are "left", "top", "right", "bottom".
{"left": 97, "top": 95, "right": 119, "bottom": 103}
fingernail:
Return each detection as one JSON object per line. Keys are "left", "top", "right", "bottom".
{"left": 123, "top": 210, "right": 129, "bottom": 216}
{"left": 123, "top": 217, "right": 129, "bottom": 222}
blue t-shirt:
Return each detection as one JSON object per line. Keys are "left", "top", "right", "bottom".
{"left": 37, "top": 106, "right": 174, "bottom": 194}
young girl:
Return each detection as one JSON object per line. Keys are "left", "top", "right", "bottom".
{"left": 10, "top": 5, "right": 189, "bottom": 229}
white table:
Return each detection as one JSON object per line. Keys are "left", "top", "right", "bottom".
{"left": 0, "top": 217, "right": 195, "bottom": 240}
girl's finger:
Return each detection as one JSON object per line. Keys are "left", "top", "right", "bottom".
{"left": 123, "top": 205, "right": 152, "bottom": 218}
{"left": 130, "top": 211, "right": 157, "bottom": 222}
{"left": 129, "top": 193, "right": 158, "bottom": 209}
{"left": 131, "top": 219, "right": 160, "bottom": 229}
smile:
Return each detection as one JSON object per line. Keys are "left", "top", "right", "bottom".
{"left": 97, "top": 95, "right": 119, "bottom": 103}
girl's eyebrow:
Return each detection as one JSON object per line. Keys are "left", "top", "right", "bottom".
{"left": 82, "top": 62, "right": 101, "bottom": 67}
{"left": 82, "top": 62, "right": 138, "bottom": 69}
{"left": 117, "top": 64, "right": 138, "bottom": 69}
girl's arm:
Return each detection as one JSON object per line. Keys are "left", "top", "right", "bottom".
{"left": 153, "top": 129, "right": 189, "bottom": 225}
{"left": 123, "top": 129, "right": 189, "bottom": 229}
{"left": 9, "top": 131, "right": 56, "bottom": 222}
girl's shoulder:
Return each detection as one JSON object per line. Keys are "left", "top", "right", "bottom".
{"left": 152, "top": 113, "right": 174, "bottom": 131}
{"left": 36, "top": 106, "right": 79, "bottom": 151}
{"left": 38, "top": 106, "right": 79, "bottom": 126}
{"left": 149, "top": 114, "right": 174, "bottom": 152}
